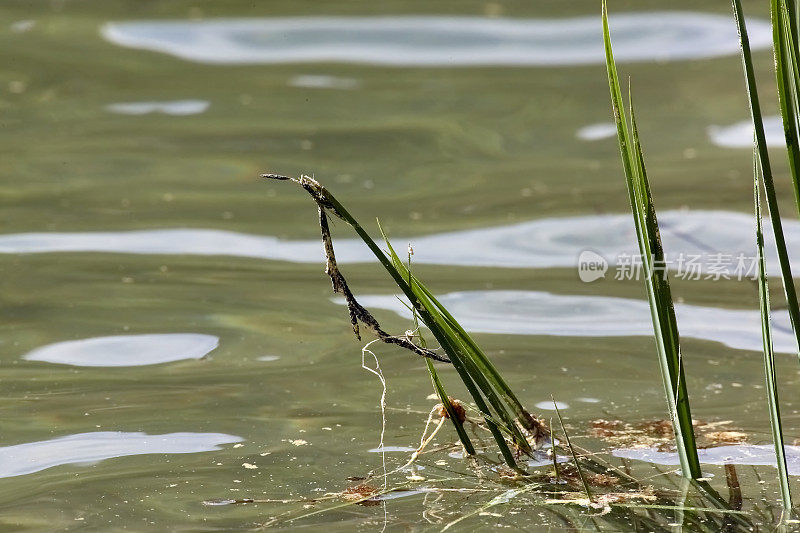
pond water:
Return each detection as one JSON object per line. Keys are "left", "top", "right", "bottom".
{"left": 1, "top": 0, "right": 796, "bottom": 530}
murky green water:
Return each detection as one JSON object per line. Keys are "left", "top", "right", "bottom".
{"left": 3, "top": 0, "right": 800, "bottom": 530}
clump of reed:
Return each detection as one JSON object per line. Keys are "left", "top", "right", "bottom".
{"left": 603, "top": 0, "right": 800, "bottom": 517}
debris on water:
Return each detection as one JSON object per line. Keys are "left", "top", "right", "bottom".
{"left": 590, "top": 418, "right": 744, "bottom": 450}
{"left": 368, "top": 446, "right": 416, "bottom": 453}
{"left": 342, "top": 483, "right": 382, "bottom": 506}
{"left": 373, "top": 489, "right": 428, "bottom": 501}
{"left": 203, "top": 498, "right": 254, "bottom": 506}
{"left": 435, "top": 398, "right": 466, "bottom": 423}
{"left": 242, "top": 463, "right": 258, "bottom": 469}
{"left": 587, "top": 473, "right": 620, "bottom": 487}
{"left": 546, "top": 487, "right": 656, "bottom": 515}
{"left": 705, "top": 431, "right": 747, "bottom": 445}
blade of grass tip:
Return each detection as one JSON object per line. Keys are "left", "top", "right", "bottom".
{"left": 734, "top": 0, "right": 800, "bottom": 366}
{"left": 755, "top": 148, "right": 793, "bottom": 511}
{"left": 551, "top": 396, "right": 592, "bottom": 503}
{"left": 603, "top": 0, "right": 701, "bottom": 479}
{"left": 773, "top": 0, "right": 800, "bottom": 218}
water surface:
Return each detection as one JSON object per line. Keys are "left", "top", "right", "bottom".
{"left": 1, "top": 0, "right": 792, "bottom": 530}
{"left": 102, "top": 13, "right": 771, "bottom": 66}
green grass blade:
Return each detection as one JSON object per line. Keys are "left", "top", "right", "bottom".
{"left": 754, "top": 154, "right": 793, "bottom": 511}
{"left": 785, "top": 0, "right": 800, "bottom": 72}
{"left": 391, "top": 266, "right": 539, "bottom": 433}
{"left": 603, "top": 0, "right": 701, "bottom": 479}
{"left": 552, "top": 397, "right": 592, "bottom": 503}
{"left": 733, "top": 0, "right": 800, "bottom": 366}
{"left": 381, "top": 256, "right": 534, "bottom": 450}
{"left": 425, "top": 359, "right": 476, "bottom": 456}
{"left": 773, "top": 0, "right": 800, "bottom": 218}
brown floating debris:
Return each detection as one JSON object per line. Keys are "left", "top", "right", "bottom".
{"left": 436, "top": 397, "right": 467, "bottom": 423}
{"left": 590, "top": 418, "right": 746, "bottom": 450}
{"left": 342, "top": 483, "right": 382, "bottom": 506}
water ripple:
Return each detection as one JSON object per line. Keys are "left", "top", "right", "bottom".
{"left": 105, "top": 100, "right": 209, "bottom": 115}
{"left": 708, "top": 115, "right": 784, "bottom": 148}
{"left": 0, "top": 431, "right": 243, "bottom": 478}
{"left": 101, "top": 13, "right": 770, "bottom": 67}
{"left": 0, "top": 210, "right": 797, "bottom": 276}
{"left": 614, "top": 445, "right": 800, "bottom": 475}
{"left": 23, "top": 333, "right": 219, "bottom": 367}
{"left": 344, "top": 290, "right": 797, "bottom": 354}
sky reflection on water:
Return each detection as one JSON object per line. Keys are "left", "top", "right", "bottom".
{"left": 0, "top": 432, "right": 243, "bottom": 478}
{"left": 345, "top": 290, "right": 797, "bottom": 354}
{"left": 101, "top": 13, "right": 770, "bottom": 67}
{"left": 105, "top": 100, "right": 209, "bottom": 115}
{"left": 23, "top": 334, "right": 219, "bottom": 367}
{"left": 0, "top": 210, "right": 797, "bottom": 276}
{"left": 614, "top": 444, "right": 800, "bottom": 475}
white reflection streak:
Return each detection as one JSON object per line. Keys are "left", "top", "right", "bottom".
{"left": 0, "top": 432, "right": 243, "bottom": 478}
{"left": 23, "top": 333, "right": 219, "bottom": 367}
{"left": 708, "top": 115, "right": 784, "bottom": 148}
{"left": 101, "top": 13, "right": 771, "bottom": 66}
{"left": 614, "top": 445, "right": 800, "bottom": 475}
{"left": 105, "top": 100, "right": 210, "bottom": 115}
{"left": 344, "top": 290, "right": 798, "bottom": 355}
{"left": 1, "top": 210, "right": 799, "bottom": 276}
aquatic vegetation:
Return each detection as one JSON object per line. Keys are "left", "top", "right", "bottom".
{"left": 603, "top": 0, "right": 800, "bottom": 515}
{"left": 255, "top": 1, "right": 800, "bottom": 528}
{"left": 261, "top": 173, "right": 754, "bottom": 529}
{"left": 262, "top": 173, "right": 547, "bottom": 470}
{"left": 733, "top": 0, "right": 799, "bottom": 512}
{"left": 602, "top": 1, "right": 701, "bottom": 479}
